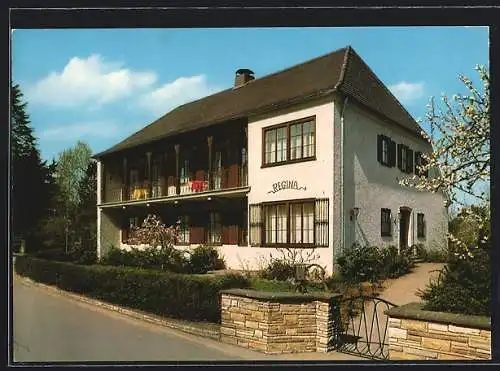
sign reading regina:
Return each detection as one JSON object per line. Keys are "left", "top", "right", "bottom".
{"left": 268, "top": 180, "right": 307, "bottom": 194}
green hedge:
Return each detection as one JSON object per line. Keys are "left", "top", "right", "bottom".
{"left": 15, "top": 255, "right": 250, "bottom": 322}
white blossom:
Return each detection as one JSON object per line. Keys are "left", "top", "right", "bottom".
{"left": 400, "top": 65, "right": 490, "bottom": 257}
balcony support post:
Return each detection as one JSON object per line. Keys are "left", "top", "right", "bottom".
{"left": 122, "top": 157, "right": 128, "bottom": 201}
{"left": 97, "top": 160, "right": 103, "bottom": 204}
{"left": 174, "top": 144, "right": 180, "bottom": 195}
{"left": 146, "top": 151, "right": 152, "bottom": 198}
{"left": 207, "top": 136, "right": 213, "bottom": 190}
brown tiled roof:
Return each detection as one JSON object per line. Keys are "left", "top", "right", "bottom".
{"left": 94, "top": 46, "right": 424, "bottom": 158}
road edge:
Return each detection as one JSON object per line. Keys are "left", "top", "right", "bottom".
{"left": 13, "top": 274, "right": 220, "bottom": 341}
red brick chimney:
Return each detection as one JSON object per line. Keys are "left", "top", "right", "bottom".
{"left": 234, "top": 68, "right": 255, "bottom": 88}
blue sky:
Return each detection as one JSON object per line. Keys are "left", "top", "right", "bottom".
{"left": 12, "top": 27, "right": 489, "bottom": 162}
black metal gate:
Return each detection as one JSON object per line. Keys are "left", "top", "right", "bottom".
{"left": 329, "top": 296, "right": 398, "bottom": 360}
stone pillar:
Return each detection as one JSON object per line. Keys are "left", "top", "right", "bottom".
{"left": 220, "top": 290, "right": 342, "bottom": 354}
{"left": 315, "top": 300, "right": 334, "bottom": 352}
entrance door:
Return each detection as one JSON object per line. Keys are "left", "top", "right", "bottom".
{"left": 399, "top": 207, "right": 411, "bottom": 249}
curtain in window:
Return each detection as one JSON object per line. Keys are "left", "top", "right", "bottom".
{"left": 290, "top": 124, "right": 302, "bottom": 160}
{"left": 315, "top": 199, "right": 329, "bottom": 246}
{"left": 265, "top": 130, "right": 276, "bottom": 164}
{"left": 276, "top": 205, "right": 288, "bottom": 243}
{"left": 303, "top": 203, "right": 314, "bottom": 244}
{"left": 276, "top": 127, "right": 287, "bottom": 162}
{"left": 290, "top": 203, "right": 302, "bottom": 243}
{"left": 249, "top": 204, "right": 263, "bottom": 246}
{"left": 303, "top": 121, "right": 315, "bottom": 158}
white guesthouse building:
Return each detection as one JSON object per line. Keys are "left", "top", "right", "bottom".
{"left": 94, "top": 46, "right": 448, "bottom": 274}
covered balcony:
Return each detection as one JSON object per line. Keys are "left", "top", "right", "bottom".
{"left": 100, "top": 122, "right": 249, "bottom": 205}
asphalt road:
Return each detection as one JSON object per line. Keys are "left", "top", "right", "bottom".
{"left": 12, "top": 277, "right": 363, "bottom": 363}
{"left": 12, "top": 279, "right": 254, "bottom": 362}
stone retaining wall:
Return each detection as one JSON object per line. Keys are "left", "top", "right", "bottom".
{"left": 386, "top": 303, "right": 491, "bottom": 360}
{"left": 220, "top": 289, "right": 340, "bottom": 354}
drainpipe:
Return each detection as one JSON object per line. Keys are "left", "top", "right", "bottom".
{"left": 339, "top": 95, "right": 349, "bottom": 255}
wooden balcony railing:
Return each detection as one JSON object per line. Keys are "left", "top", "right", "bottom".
{"left": 102, "top": 165, "right": 248, "bottom": 204}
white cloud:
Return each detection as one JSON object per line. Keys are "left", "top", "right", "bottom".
{"left": 389, "top": 81, "right": 425, "bottom": 105}
{"left": 138, "top": 75, "right": 222, "bottom": 115}
{"left": 39, "top": 122, "right": 119, "bottom": 141}
{"left": 28, "top": 54, "right": 157, "bottom": 108}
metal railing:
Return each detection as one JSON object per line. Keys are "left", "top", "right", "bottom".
{"left": 330, "top": 296, "right": 398, "bottom": 360}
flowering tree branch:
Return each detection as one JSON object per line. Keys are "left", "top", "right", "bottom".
{"left": 399, "top": 65, "right": 490, "bottom": 259}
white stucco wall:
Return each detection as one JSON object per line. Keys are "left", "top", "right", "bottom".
{"left": 342, "top": 101, "right": 448, "bottom": 251}
{"left": 219, "top": 98, "right": 337, "bottom": 274}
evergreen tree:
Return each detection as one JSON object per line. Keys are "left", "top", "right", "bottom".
{"left": 11, "top": 83, "right": 52, "bottom": 251}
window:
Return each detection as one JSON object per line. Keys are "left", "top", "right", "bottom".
{"left": 377, "top": 135, "right": 396, "bottom": 167}
{"left": 315, "top": 199, "right": 329, "bottom": 247}
{"left": 415, "top": 152, "right": 429, "bottom": 177}
{"left": 397, "top": 144, "right": 414, "bottom": 173}
{"left": 251, "top": 199, "right": 329, "bottom": 247}
{"left": 381, "top": 208, "right": 392, "bottom": 237}
{"left": 130, "top": 217, "right": 140, "bottom": 230}
{"left": 239, "top": 209, "right": 248, "bottom": 246}
{"left": 207, "top": 212, "right": 222, "bottom": 245}
{"left": 265, "top": 204, "right": 288, "bottom": 244}
{"left": 177, "top": 215, "right": 190, "bottom": 244}
{"left": 249, "top": 204, "right": 263, "bottom": 246}
{"left": 382, "top": 140, "right": 388, "bottom": 164}
{"left": 123, "top": 216, "right": 141, "bottom": 244}
{"left": 290, "top": 203, "right": 314, "bottom": 244}
{"left": 263, "top": 117, "right": 316, "bottom": 166}
{"left": 417, "top": 213, "right": 426, "bottom": 238}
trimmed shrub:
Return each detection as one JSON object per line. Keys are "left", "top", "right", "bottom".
{"left": 380, "top": 245, "right": 415, "bottom": 279}
{"left": 418, "top": 246, "right": 490, "bottom": 316}
{"left": 418, "top": 207, "right": 491, "bottom": 316}
{"left": 99, "top": 245, "right": 138, "bottom": 267}
{"left": 337, "top": 243, "right": 383, "bottom": 284}
{"left": 187, "top": 245, "right": 226, "bottom": 274}
{"left": 337, "top": 243, "right": 415, "bottom": 283}
{"left": 258, "top": 260, "right": 296, "bottom": 281}
{"left": 15, "top": 255, "right": 250, "bottom": 322}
